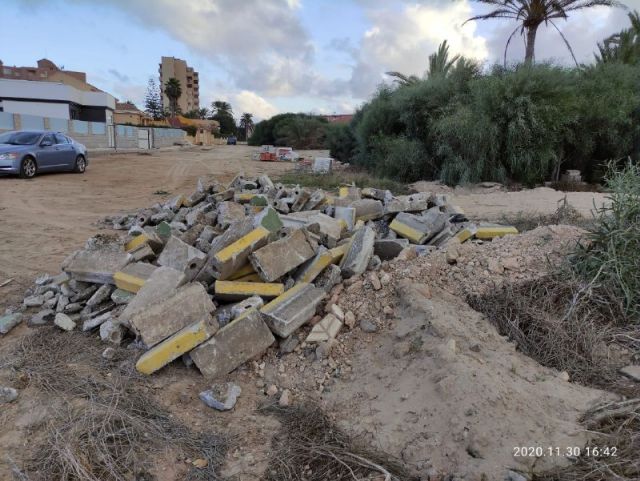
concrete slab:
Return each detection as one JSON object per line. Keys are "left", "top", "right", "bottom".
{"left": 476, "top": 224, "right": 519, "bottom": 239}
{"left": 120, "top": 266, "right": 186, "bottom": 323}
{"left": 306, "top": 313, "right": 342, "bottom": 343}
{"left": 212, "top": 226, "right": 271, "bottom": 280}
{"left": 62, "top": 242, "right": 130, "bottom": 284}
{"left": 217, "top": 201, "right": 246, "bottom": 229}
{"left": 129, "top": 282, "right": 216, "bottom": 347}
{"left": 260, "top": 283, "right": 326, "bottom": 337}
{"left": 389, "top": 209, "right": 446, "bottom": 244}
{"left": 384, "top": 192, "right": 430, "bottom": 214}
{"left": 340, "top": 226, "right": 375, "bottom": 278}
{"left": 214, "top": 280, "right": 285, "bottom": 301}
{"left": 136, "top": 318, "right": 219, "bottom": 374}
{"left": 157, "top": 236, "right": 207, "bottom": 280}
{"left": 114, "top": 262, "right": 158, "bottom": 293}
{"left": 250, "top": 229, "right": 318, "bottom": 282}
{"left": 350, "top": 199, "right": 384, "bottom": 221}
{"left": 191, "top": 308, "right": 275, "bottom": 378}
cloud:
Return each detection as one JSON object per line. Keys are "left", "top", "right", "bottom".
{"left": 343, "top": 0, "right": 488, "bottom": 98}
{"left": 231, "top": 91, "right": 279, "bottom": 120}
{"left": 108, "top": 68, "right": 130, "bottom": 83}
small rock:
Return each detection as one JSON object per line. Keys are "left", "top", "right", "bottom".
{"left": 359, "top": 318, "right": 378, "bottom": 333}
{"left": 102, "top": 347, "right": 116, "bottom": 360}
{"left": 0, "top": 387, "right": 18, "bottom": 404}
{"left": 502, "top": 257, "right": 520, "bottom": 271}
{"left": 266, "top": 384, "right": 278, "bottom": 396}
{"left": 100, "top": 319, "right": 125, "bottom": 345}
{"left": 369, "top": 272, "right": 382, "bottom": 290}
{"left": 620, "top": 365, "right": 640, "bottom": 382}
{"left": 380, "top": 272, "right": 392, "bottom": 285}
{"left": 393, "top": 341, "right": 411, "bottom": 359}
{"left": 63, "top": 302, "right": 83, "bottom": 314}
{"left": 279, "top": 335, "right": 300, "bottom": 354}
{"left": 192, "top": 458, "right": 208, "bottom": 469}
{"left": 383, "top": 305, "right": 394, "bottom": 317}
{"left": 344, "top": 311, "right": 356, "bottom": 329}
{"left": 330, "top": 303, "right": 345, "bottom": 321}
{"left": 54, "top": 313, "right": 76, "bottom": 331}
{"left": 43, "top": 290, "right": 55, "bottom": 301}
{"left": 446, "top": 242, "right": 459, "bottom": 265}
{"left": 315, "top": 340, "right": 335, "bottom": 360}
{"left": 200, "top": 383, "right": 241, "bottom": 411}
{"left": 487, "top": 258, "right": 504, "bottom": 274}
{"left": 505, "top": 470, "right": 528, "bottom": 481}
{"left": 557, "top": 371, "right": 570, "bottom": 382}
{"left": 278, "top": 389, "right": 291, "bottom": 407}
{"left": 367, "top": 255, "right": 382, "bottom": 271}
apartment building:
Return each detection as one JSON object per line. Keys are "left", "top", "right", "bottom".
{"left": 159, "top": 56, "right": 199, "bottom": 114}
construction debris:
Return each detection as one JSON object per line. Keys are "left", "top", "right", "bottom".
{"left": 15, "top": 172, "right": 517, "bottom": 386}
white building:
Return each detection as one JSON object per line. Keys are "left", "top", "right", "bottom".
{"left": 0, "top": 78, "right": 115, "bottom": 124}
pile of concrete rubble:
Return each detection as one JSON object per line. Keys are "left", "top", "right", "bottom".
{"left": 1, "top": 173, "right": 517, "bottom": 384}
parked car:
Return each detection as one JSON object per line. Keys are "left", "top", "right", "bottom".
{"left": 227, "top": 136, "right": 237, "bottom": 145}
{"left": 0, "top": 130, "right": 88, "bottom": 179}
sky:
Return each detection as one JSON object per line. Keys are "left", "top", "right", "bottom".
{"left": 0, "top": 0, "right": 636, "bottom": 121}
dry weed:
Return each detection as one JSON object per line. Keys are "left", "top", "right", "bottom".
{"left": 259, "top": 402, "right": 418, "bottom": 481}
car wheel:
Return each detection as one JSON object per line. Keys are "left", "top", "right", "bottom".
{"left": 19, "top": 157, "right": 37, "bottom": 179}
{"left": 74, "top": 155, "right": 86, "bottom": 173}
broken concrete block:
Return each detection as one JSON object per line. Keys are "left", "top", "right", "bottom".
{"left": 214, "top": 280, "right": 284, "bottom": 301}
{"left": 427, "top": 222, "right": 455, "bottom": 247}
{"left": 100, "top": 319, "right": 126, "bottom": 345}
{"left": 120, "top": 267, "right": 186, "bottom": 322}
{"left": 362, "top": 187, "right": 390, "bottom": 201}
{"left": 340, "top": 226, "right": 375, "bottom": 278}
{"left": 619, "top": 365, "right": 640, "bottom": 382}
{"left": 199, "top": 383, "right": 241, "bottom": 411}
{"left": 113, "top": 262, "right": 158, "bottom": 293}
{"left": 167, "top": 194, "right": 187, "bottom": 212}
{"left": 136, "top": 318, "right": 219, "bottom": 375}
{"left": 86, "top": 284, "right": 114, "bottom": 308}
{"left": 23, "top": 294, "right": 45, "bottom": 307}
{"left": 211, "top": 226, "right": 271, "bottom": 280}
{"left": 250, "top": 229, "right": 318, "bottom": 282}
{"left": 339, "top": 186, "right": 361, "bottom": 200}
{"left": 315, "top": 264, "right": 342, "bottom": 293}
{"left": 230, "top": 295, "right": 264, "bottom": 319}
{"left": 63, "top": 302, "right": 83, "bottom": 314}
{"left": 287, "top": 212, "right": 344, "bottom": 245}
{"left": 54, "top": 312, "right": 76, "bottom": 331}
{"left": 292, "top": 190, "right": 311, "bottom": 212}
{"left": 306, "top": 313, "right": 342, "bottom": 343}
{"left": 475, "top": 224, "right": 519, "bottom": 240}
{"left": 304, "top": 189, "right": 326, "bottom": 210}
{"left": 124, "top": 229, "right": 163, "bottom": 253}
{"left": 127, "top": 243, "right": 155, "bottom": 263}
{"left": 192, "top": 308, "right": 275, "bottom": 378}
{"left": 62, "top": 242, "right": 130, "bottom": 284}
{"left": 455, "top": 224, "right": 478, "bottom": 243}
{"left": 295, "top": 244, "right": 347, "bottom": 284}
{"left": 374, "top": 239, "right": 410, "bottom": 261}
{"left": 350, "top": 199, "right": 384, "bottom": 221}
{"left": 71, "top": 284, "right": 98, "bottom": 303}
{"left": 82, "top": 311, "right": 112, "bottom": 331}
{"left": 228, "top": 263, "right": 256, "bottom": 281}
{"left": 390, "top": 210, "right": 446, "bottom": 244}
{"left": 157, "top": 236, "right": 207, "bottom": 280}
{"left": 129, "top": 282, "right": 215, "bottom": 348}
{"left": 217, "top": 201, "right": 246, "bottom": 229}
{"left": 260, "top": 283, "right": 325, "bottom": 337}
{"left": 111, "top": 288, "right": 134, "bottom": 305}
{"left": 384, "top": 192, "right": 430, "bottom": 214}
{"left": 28, "top": 309, "right": 55, "bottom": 327}
{"left": 334, "top": 206, "right": 356, "bottom": 231}
{"left": 0, "top": 313, "right": 22, "bottom": 335}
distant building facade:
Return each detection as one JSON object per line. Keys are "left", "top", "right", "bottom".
{"left": 114, "top": 101, "right": 152, "bottom": 126}
{"left": 159, "top": 57, "right": 199, "bottom": 114}
{"left": 0, "top": 58, "right": 102, "bottom": 92}
{"left": 0, "top": 78, "right": 115, "bottom": 123}
{"left": 322, "top": 114, "right": 354, "bottom": 124}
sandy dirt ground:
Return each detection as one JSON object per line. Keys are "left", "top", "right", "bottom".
{"left": 0, "top": 144, "right": 615, "bottom": 480}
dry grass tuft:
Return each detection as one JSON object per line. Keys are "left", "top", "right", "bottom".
{"left": 7, "top": 328, "right": 228, "bottom": 481}
{"left": 498, "top": 196, "right": 591, "bottom": 233}
{"left": 468, "top": 271, "right": 638, "bottom": 394}
{"left": 259, "top": 402, "right": 418, "bottom": 481}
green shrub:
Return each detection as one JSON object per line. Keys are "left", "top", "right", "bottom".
{"left": 572, "top": 162, "right": 640, "bottom": 320}
{"left": 326, "top": 123, "right": 357, "bottom": 163}
{"left": 249, "top": 113, "right": 329, "bottom": 149}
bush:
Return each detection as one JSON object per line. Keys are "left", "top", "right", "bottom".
{"left": 326, "top": 123, "right": 356, "bottom": 163}
{"left": 339, "top": 62, "right": 640, "bottom": 185}
{"left": 249, "top": 113, "right": 329, "bottom": 149}
{"left": 182, "top": 125, "right": 197, "bottom": 137}
{"left": 571, "top": 162, "right": 640, "bottom": 320}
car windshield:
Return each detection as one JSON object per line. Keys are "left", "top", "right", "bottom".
{"left": 0, "top": 132, "right": 41, "bottom": 145}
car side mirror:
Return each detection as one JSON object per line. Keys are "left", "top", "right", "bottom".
{"left": 40, "top": 140, "right": 53, "bottom": 147}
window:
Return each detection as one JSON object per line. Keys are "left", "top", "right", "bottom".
{"left": 54, "top": 133, "right": 69, "bottom": 144}
{"left": 41, "top": 133, "right": 55, "bottom": 145}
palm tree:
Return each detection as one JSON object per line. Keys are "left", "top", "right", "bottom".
{"left": 239, "top": 113, "right": 254, "bottom": 140}
{"left": 212, "top": 100, "right": 233, "bottom": 116}
{"left": 596, "top": 10, "right": 640, "bottom": 64}
{"left": 386, "top": 40, "right": 471, "bottom": 86}
{"left": 466, "top": 0, "right": 623, "bottom": 65}
{"left": 164, "top": 78, "right": 182, "bottom": 117}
